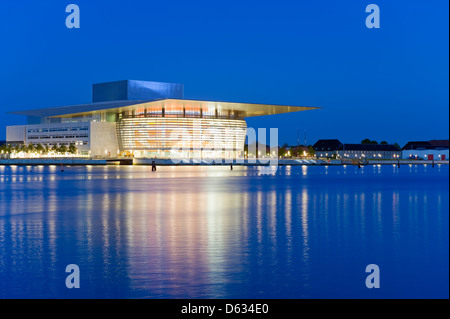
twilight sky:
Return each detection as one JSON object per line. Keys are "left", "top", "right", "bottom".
{"left": 0, "top": 0, "right": 448, "bottom": 146}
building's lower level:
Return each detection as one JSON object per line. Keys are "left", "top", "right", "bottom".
{"left": 6, "top": 117, "right": 247, "bottom": 158}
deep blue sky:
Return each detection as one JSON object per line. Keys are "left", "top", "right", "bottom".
{"left": 0, "top": 0, "right": 448, "bottom": 146}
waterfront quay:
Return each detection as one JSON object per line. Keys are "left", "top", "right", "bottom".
{"left": 0, "top": 158, "right": 448, "bottom": 166}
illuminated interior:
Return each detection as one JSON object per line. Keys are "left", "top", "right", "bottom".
{"left": 117, "top": 117, "right": 247, "bottom": 158}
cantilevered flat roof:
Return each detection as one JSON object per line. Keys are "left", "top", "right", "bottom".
{"left": 9, "top": 100, "right": 155, "bottom": 117}
{"left": 9, "top": 99, "right": 320, "bottom": 118}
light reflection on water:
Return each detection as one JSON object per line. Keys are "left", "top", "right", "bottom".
{"left": 0, "top": 164, "right": 448, "bottom": 298}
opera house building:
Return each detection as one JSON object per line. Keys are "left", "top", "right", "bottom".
{"left": 6, "top": 80, "right": 318, "bottom": 158}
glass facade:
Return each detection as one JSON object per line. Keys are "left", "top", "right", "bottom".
{"left": 116, "top": 117, "right": 247, "bottom": 159}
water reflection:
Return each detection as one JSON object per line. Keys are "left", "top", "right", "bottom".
{"left": 0, "top": 165, "right": 448, "bottom": 298}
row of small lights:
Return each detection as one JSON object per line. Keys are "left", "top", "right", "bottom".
{"left": 339, "top": 153, "right": 400, "bottom": 158}
{"left": 244, "top": 150, "right": 311, "bottom": 157}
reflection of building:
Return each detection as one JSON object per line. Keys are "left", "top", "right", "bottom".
{"left": 6, "top": 80, "right": 318, "bottom": 158}
{"left": 402, "top": 140, "right": 449, "bottom": 160}
{"left": 336, "top": 143, "right": 401, "bottom": 160}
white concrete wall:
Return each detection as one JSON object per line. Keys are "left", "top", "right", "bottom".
{"left": 89, "top": 122, "right": 119, "bottom": 157}
{"left": 6, "top": 125, "right": 26, "bottom": 143}
{"left": 336, "top": 150, "right": 402, "bottom": 159}
{"left": 402, "top": 149, "right": 449, "bottom": 160}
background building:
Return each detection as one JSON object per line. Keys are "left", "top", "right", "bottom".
{"left": 336, "top": 143, "right": 401, "bottom": 160}
{"left": 402, "top": 140, "right": 449, "bottom": 160}
{"left": 313, "top": 139, "right": 343, "bottom": 158}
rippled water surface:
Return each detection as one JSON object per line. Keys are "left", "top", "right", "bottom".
{"left": 0, "top": 164, "right": 448, "bottom": 298}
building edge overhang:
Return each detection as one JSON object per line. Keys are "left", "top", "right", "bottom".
{"left": 7, "top": 100, "right": 158, "bottom": 118}
{"left": 8, "top": 98, "right": 322, "bottom": 118}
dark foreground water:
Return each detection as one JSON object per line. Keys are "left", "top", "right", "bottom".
{"left": 0, "top": 164, "right": 448, "bottom": 299}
